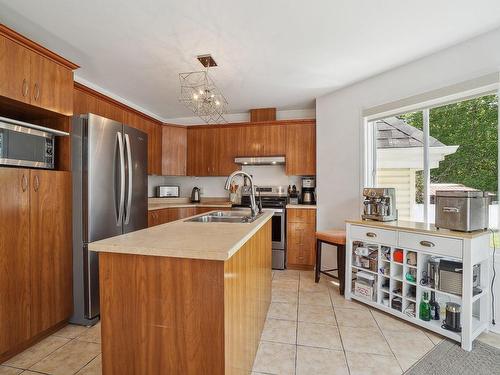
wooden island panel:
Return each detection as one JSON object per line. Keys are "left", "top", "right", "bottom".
{"left": 98, "top": 220, "right": 272, "bottom": 375}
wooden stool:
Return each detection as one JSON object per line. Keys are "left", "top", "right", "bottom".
{"left": 315, "top": 230, "right": 346, "bottom": 295}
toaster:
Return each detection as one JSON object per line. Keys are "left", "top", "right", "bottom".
{"left": 156, "top": 185, "right": 180, "bottom": 198}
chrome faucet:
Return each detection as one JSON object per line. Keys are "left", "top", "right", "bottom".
{"left": 224, "top": 171, "right": 259, "bottom": 218}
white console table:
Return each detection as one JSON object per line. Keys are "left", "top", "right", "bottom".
{"left": 345, "top": 220, "right": 491, "bottom": 351}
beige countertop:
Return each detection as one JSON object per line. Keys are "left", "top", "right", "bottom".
{"left": 286, "top": 204, "right": 317, "bottom": 209}
{"left": 148, "top": 197, "right": 233, "bottom": 211}
{"left": 346, "top": 219, "right": 490, "bottom": 239}
{"left": 89, "top": 210, "right": 273, "bottom": 261}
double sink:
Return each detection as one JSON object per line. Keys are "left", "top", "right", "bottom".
{"left": 185, "top": 210, "right": 263, "bottom": 223}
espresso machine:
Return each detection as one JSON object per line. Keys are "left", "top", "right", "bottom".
{"left": 301, "top": 177, "right": 316, "bottom": 205}
{"left": 362, "top": 187, "right": 397, "bottom": 221}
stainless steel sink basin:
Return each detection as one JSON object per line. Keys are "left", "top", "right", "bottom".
{"left": 185, "top": 211, "right": 262, "bottom": 223}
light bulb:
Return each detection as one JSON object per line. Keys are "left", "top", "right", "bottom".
{"left": 199, "top": 89, "right": 204, "bottom": 95}
{"left": 215, "top": 100, "right": 220, "bottom": 106}
{"left": 193, "top": 93, "right": 198, "bottom": 100}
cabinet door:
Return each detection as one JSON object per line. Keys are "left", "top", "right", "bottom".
{"left": 285, "top": 123, "right": 316, "bottom": 175}
{"left": 29, "top": 170, "right": 72, "bottom": 335}
{"left": 217, "top": 126, "right": 242, "bottom": 176}
{"left": 148, "top": 211, "right": 160, "bottom": 227}
{"left": 239, "top": 124, "right": 285, "bottom": 157}
{"left": 0, "top": 36, "right": 31, "bottom": 104}
{"left": 0, "top": 168, "right": 31, "bottom": 355}
{"left": 30, "top": 51, "right": 73, "bottom": 115}
{"left": 187, "top": 128, "right": 217, "bottom": 176}
{"left": 162, "top": 125, "right": 187, "bottom": 176}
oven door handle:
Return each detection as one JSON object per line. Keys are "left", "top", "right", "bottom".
{"left": 263, "top": 208, "right": 285, "bottom": 214}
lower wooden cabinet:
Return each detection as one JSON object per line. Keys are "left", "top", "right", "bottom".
{"left": 0, "top": 168, "right": 72, "bottom": 361}
{"left": 286, "top": 208, "right": 316, "bottom": 270}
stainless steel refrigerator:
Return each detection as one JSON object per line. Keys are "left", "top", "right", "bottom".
{"left": 71, "top": 113, "right": 148, "bottom": 325}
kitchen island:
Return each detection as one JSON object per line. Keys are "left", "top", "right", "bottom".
{"left": 89, "top": 210, "right": 273, "bottom": 375}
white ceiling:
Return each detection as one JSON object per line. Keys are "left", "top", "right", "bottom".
{"left": 2, "top": 0, "right": 500, "bottom": 121}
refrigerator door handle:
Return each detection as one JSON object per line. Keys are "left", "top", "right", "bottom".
{"left": 124, "top": 133, "right": 133, "bottom": 225}
{"left": 117, "top": 132, "right": 125, "bottom": 225}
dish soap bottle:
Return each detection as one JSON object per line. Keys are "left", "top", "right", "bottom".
{"left": 419, "top": 291, "right": 431, "bottom": 321}
{"left": 429, "top": 292, "right": 440, "bottom": 320}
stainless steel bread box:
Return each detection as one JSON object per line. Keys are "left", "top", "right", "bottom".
{"left": 156, "top": 185, "right": 180, "bottom": 198}
{"left": 435, "top": 190, "right": 489, "bottom": 232}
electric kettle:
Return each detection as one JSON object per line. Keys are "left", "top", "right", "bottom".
{"left": 191, "top": 187, "right": 200, "bottom": 203}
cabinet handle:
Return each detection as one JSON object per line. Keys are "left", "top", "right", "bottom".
{"left": 21, "top": 174, "right": 28, "bottom": 192}
{"left": 419, "top": 240, "right": 435, "bottom": 248}
{"left": 34, "top": 83, "right": 40, "bottom": 101}
{"left": 33, "top": 175, "right": 40, "bottom": 192}
{"left": 366, "top": 232, "right": 377, "bottom": 238}
{"left": 22, "top": 79, "right": 28, "bottom": 97}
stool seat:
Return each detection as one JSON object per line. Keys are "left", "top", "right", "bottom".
{"left": 316, "top": 230, "right": 346, "bottom": 245}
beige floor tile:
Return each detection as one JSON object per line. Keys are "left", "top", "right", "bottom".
{"left": 30, "top": 340, "right": 101, "bottom": 375}
{"left": 477, "top": 331, "right": 500, "bottom": 349}
{"left": 273, "top": 270, "right": 300, "bottom": 281}
{"left": 267, "top": 302, "right": 298, "bottom": 321}
{"left": 298, "top": 304, "right": 336, "bottom": 325}
{"left": 77, "top": 323, "right": 101, "bottom": 344}
{"left": 423, "top": 330, "right": 444, "bottom": 345}
{"left": 382, "top": 329, "right": 434, "bottom": 358}
{"left": 297, "top": 322, "right": 342, "bottom": 350}
{"left": 345, "top": 351, "right": 402, "bottom": 375}
{"left": 272, "top": 289, "right": 298, "bottom": 304}
{"left": 261, "top": 319, "right": 297, "bottom": 344}
{"left": 299, "top": 279, "right": 329, "bottom": 292}
{"left": 4, "top": 336, "right": 70, "bottom": 369}
{"left": 52, "top": 324, "right": 89, "bottom": 339}
{"left": 20, "top": 372, "right": 46, "bottom": 375}
{"left": 0, "top": 366, "right": 22, "bottom": 375}
{"left": 394, "top": 352, "right": 424, "bottom": 372}
{"left": 252, "top": 341, "right": 296, "bottom": 375}
{"left": 329, "top": 291, "right": 369, "bottom": 311}
{"left": 370, "top": 309, "right": 420, "bottom": 333}
{"left": 296, "top": 346, "right": 348, "bottom": 375}
{"left": 335, "top": 308, "right": 377, "bottom": 328}
{"left": 272, "top": 279, "right": 299, "bottom": 291}
{"left": 299, "top": 270, "right": 315, "bottom": 281}
{"left": 339, "top": 326, "right": 392, "bottom": 355}
{"left": 76, "top": 354, "right": 102, "bottom": 375}
{"left": 298, "top": 290, "right": 332, "bottom": 306}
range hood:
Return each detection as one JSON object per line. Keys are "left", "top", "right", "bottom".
{"left": 234, "top": 156, "right": 286, "bottom": 166}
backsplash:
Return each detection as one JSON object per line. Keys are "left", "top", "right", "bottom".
{"left": 148, "top": 165, "right": 302, "bottom": 198}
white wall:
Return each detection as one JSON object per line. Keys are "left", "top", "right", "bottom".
{"left": 147, "top": 165, "right": 302, "bottom": 198}
{"left": 316, "top": 26, "right": 500, "bottom": 231}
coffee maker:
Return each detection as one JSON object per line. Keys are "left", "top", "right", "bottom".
{"left": 301, "top": 177, "right": 316, "bottom": 205}
{"left": 362, "top": 187, "right": 397, "bottom": 221}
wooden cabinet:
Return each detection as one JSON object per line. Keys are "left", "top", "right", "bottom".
{"left": 0, "top": 168, "right": 71, "bottom": 361}
{"left": 148, "top": 207, "right": 198, "bottom": 227}
{"left": 0, "top": 169, "right": 31, "bottom": 357}
{"left": 187, "top": 127, "right": 218, "bottom": 176}
{"left": 217, "top": 126, "right": 243, "bottom": 176}
{"left": 162, "top": 125, "right": 187, "bottom": 175}
{"left": 287, "top": 208, "right": 316, "bottom": 270}
{"left": 29, "top": 170, "right": 72, "bottom": 335}
{"left": 285, "top": 122, "right": 316, "bottom": 176}
{"left": 0, "top": 27, "right": 77, "bottom": 116}
{"left": 239, "top": 124, "right": 285, "bottom": 157}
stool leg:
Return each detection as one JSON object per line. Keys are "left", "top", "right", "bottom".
{"left": 338, "top": 244, "right": 346, "bottom": 295}
{"left": 315, "top": 240, "right": 322, "bottom": 283}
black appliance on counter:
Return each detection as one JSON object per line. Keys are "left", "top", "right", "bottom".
{"left": 236, "top": 185, "right": 287, "bottom": 269}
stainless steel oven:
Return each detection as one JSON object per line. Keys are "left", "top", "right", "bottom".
{"left": 240, "top": 186, "right": 288, "bottom": 269}
{"left": 0, "top": 116, "right": 68, "bottom": 169}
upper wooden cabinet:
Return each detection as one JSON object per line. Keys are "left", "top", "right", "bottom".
{"left": 73, "top": 83, "right": 163, "bottom": 175}
{"left": 217, "top": 126, "right": 243, "bottom": 176}
{"left": 162, "top": 125, "right": 187, "bottom": 176}
{"left": 0, "top": 26, "right": 78, "bottom": 116}
{"left": 238, "top": 124, "right": 285, "bottom": 157}
{"left": 187, "top": 127, "right": 218, "bottom": 176}
{"left": 285, "top": 121, "right": 316, "bottom": 176}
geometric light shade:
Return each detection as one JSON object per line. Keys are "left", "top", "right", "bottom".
{"left": 179, "top": 70, "right": 228, "bottom": 124}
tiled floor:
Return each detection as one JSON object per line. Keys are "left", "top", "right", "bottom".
{"left": 1, "top": 269, "right": 500, "bottom": 375}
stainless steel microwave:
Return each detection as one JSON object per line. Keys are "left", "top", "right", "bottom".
{"left": 0, "top": 116, "right": 68, "bottom": 169}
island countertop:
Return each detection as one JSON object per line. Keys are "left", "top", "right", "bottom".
{"left": 89, "top": 210, "right": 273, "bottom": 261}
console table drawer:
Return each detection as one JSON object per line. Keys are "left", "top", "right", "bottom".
{"left": 398, "top": 231, "right": 462, "bottom": 258}
{"left": 350, "top": 225, "right": 397, "bottom": 245}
